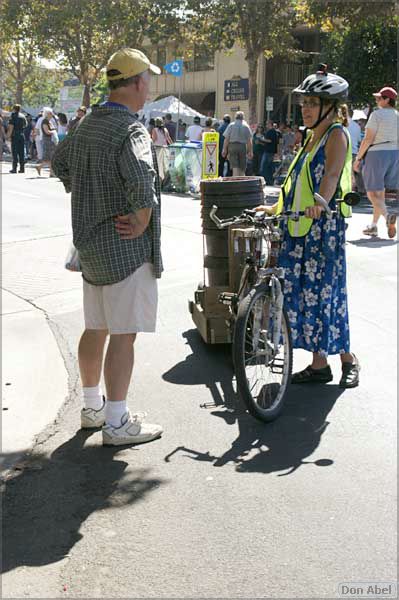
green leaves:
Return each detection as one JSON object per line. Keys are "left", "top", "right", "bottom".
{"left": 319, "top": 16, "right": 398, "bottom": 104}
{"left": 1, "top": 0, "right": 183, "bottom": 106}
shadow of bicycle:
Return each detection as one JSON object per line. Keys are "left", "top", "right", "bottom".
{"left": 163, "top": 329, "right": 345, "bottom": 476}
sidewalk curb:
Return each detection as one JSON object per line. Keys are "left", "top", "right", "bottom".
{"left": 1, "top": 291, "right": 69, "bottom": 474}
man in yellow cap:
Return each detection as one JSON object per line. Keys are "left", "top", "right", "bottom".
{"left": 53, "top": 49, "right": 164, "bottom": 447}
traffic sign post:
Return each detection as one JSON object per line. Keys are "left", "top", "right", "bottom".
{"left": 201, "top": 132, "right": 219, "bottom": 179}
{"left": 266, "top": 96, "right": 274, "bottom": 122}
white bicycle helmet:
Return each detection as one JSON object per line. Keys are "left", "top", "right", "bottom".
{"left": 294, "top": 64, "right": 349, "bottom": 101}
{"left": 294, "top": 64, "right": 349, "bottom": 129}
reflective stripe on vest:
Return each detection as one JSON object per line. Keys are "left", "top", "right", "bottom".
{"left": 276, "top": 123, "right": 352, "bottom": 237}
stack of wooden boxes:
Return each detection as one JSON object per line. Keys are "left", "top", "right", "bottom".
{"left": 189, "top": 177, "right": 268, "bottom": 344}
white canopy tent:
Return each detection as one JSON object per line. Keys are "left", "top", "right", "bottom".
{"left": 139, "top": 95, "right": 206, "bottom": 125}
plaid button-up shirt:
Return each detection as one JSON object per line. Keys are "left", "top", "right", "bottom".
{"left": 52, "top": 105, "right": 162, "bottom": 286}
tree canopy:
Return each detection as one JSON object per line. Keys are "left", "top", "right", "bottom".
{"left": 1, "top": 0, "right": 183, "bottom": 107}
{"left": 319, "top": 16, "right": 398, "bottom": 105}
{"left": 183, "top": 0, "right": 302, "bottom": 123}
{"left": 1, "top": 0, "right": 397, "bottom": 118}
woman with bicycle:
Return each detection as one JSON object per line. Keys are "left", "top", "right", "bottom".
{"left": 258, "top": 65, "right": 360, "bottom": 388}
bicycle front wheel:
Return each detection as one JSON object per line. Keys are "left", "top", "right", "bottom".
{"left": 233, "top": 282, "right": 292, "bottom": 422}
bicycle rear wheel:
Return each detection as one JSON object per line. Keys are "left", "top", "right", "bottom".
{"left": 233, "top": 281, "right": 292, "bottom": 422}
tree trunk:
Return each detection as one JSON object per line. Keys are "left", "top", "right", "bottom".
{"left": 16, "top": 43, "right": 23, "bottom": 104}
{"left": 16, "top": 80, "right": 23, "bottom": 104}
{"left": 82, "top": 83, "right": 90, "bottom": 108}
{"left": 247, "top": 54, "right": 259, "bottom": 126}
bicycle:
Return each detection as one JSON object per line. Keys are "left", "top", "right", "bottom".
{"left": 210, "top": 191, "right": 359, "bottom": 423}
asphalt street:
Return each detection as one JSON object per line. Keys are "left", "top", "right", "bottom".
{"left": 1, "top": 163, "right": 397, "bottom": 599}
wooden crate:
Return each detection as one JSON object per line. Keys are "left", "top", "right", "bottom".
{"left": 191, "top": 302, "right": 232, "bottom": 344}
{"left": 228, "top": 226, "right": 262, "bottom": 292}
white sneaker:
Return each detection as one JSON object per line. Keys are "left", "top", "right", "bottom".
{"left": 80, "top": 398, "right": 106, "bottom": 429}
{"left": 102, "top": 411, "right": 163, "bottom": 446}
{"left": 363, "top": 224, "right": 378, "bottom": 237}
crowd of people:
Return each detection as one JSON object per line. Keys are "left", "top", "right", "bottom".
{"left": 0, "top": 104, "right": 88, "bottom": 176}
{"left": 1, "top": 72, "right": 397, "bottom": 234}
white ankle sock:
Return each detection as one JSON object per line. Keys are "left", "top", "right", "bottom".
{"left": 83, "top": 385, "right": 103, "bottom": 411}
{"left": 105, "top": 400, "right": 127, "bottom": 427}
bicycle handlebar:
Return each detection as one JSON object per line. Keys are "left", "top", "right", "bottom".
{"left": 209, "top": 191, "right": 360, "bottom": 230}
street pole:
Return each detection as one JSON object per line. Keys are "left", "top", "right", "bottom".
{"left": 176, "top": 66, "right": 182, "bottom": 141}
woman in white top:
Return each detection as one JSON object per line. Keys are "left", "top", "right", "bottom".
{"left": 201, "top": 117, "right": 216, "bottom": 137}
{"left": 151, "top": 117, "right": 172, "bottom": 146}
{"left": 354, "top": 86, "right": 398, "bottom": 238}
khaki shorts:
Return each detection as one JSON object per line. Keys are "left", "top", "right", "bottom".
{"left": 83, "top": 262, "right": 158, "bottom": 334}
{"left": 228, "top": 142, "right": 247, "bottom": 170}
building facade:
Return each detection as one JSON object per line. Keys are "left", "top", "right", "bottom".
{"left": 145, "top": 28, "right": 320, "bottom": 126}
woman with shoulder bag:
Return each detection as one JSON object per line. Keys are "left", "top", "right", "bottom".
{"left": 256, "top": 65, "right": 360, "bottom": 388}
{"left": 354, "top": 86, "right": 398, "bottom": 238}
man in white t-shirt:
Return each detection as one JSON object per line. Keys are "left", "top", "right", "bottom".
{"left": 185, "top": 116, "right": 203, "bottom": 141}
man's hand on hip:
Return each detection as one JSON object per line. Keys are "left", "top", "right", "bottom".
{"left": 114, "top": 207, "right": 152, "bottom": 240}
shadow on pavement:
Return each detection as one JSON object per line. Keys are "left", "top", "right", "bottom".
{"left": 2, "top": 429, "right": 166, "bottom": 573}
{"left": 347, "top": 237, "right": 398, "bottom": 248}
{"left": 163, "top": 329, "right": 345, "bottom": 476}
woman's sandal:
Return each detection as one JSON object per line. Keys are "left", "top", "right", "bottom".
{"left": 339, "top": 354, "right": 360, "bottom": 388}
{"left": 291, "top": 364, "right": 333, "bottom": 384}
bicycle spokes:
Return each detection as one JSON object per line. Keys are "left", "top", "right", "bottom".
{"left": 236, "top": 289, "right": 292, "bottom": 420}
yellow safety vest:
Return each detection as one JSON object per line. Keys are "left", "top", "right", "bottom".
{"left": 276, "top": 123, "right": 352, "bottom": 237}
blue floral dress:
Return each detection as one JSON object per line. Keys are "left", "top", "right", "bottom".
{"left": 278, "top": 131, "right": 350, "bottom": 357}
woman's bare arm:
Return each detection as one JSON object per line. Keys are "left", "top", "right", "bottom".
{"left": 353, "top": 128, "right": 376, "bottom": 172}
{"left": 305, "top": 127, "right": 347, "bottom": 218}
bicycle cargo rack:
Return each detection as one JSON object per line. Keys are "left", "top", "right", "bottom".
{"left": 189, "top": 176, "right": 275, "bottom": 344}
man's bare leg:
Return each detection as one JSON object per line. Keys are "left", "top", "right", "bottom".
{"left": 78, "top": 329, "right": 108, "bottom": 387}
{"left": 104, "top": 333, "right": 137, "bottom": 401}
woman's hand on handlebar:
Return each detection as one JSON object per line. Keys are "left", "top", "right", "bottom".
{"left": 305, "top": 205, "right": 323, "bottom": 219}
{"left": 255, "top": 203, "right": 277, "bottom": 215}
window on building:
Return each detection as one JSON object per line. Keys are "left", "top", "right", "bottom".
{"left": 184, "top": 46, "right": 214, "bottom": 72}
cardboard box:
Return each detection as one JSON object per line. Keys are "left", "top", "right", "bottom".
{"left": 191, "top": 302, "right": 232, "bottom": 344}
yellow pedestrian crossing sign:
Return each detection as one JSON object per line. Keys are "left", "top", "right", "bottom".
{"left": 202, "top": 132, "right": 219, "bottom": 179}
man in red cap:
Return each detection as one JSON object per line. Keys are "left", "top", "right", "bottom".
{"left": 354, "top": 86, "right": 398, "bottom": 238}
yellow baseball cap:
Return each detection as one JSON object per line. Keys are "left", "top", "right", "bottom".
{"left": 106, "top": 48, "right": 161, "bottom": 80}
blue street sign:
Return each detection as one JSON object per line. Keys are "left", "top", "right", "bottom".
{"left": 164, "top": 59, "right": 184, "bottom": 77}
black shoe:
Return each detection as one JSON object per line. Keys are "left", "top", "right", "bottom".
{"left": 339, "top": 354, "right": 360, "bottom": 388}
{"left": 9, "top": 169, "right": 17, "bottom": 173}
{"left": 291, "top": 364, "right": 333, "bottom": 384}
{"left": 18, "top": 169, "right": 25, "bottom": 173}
